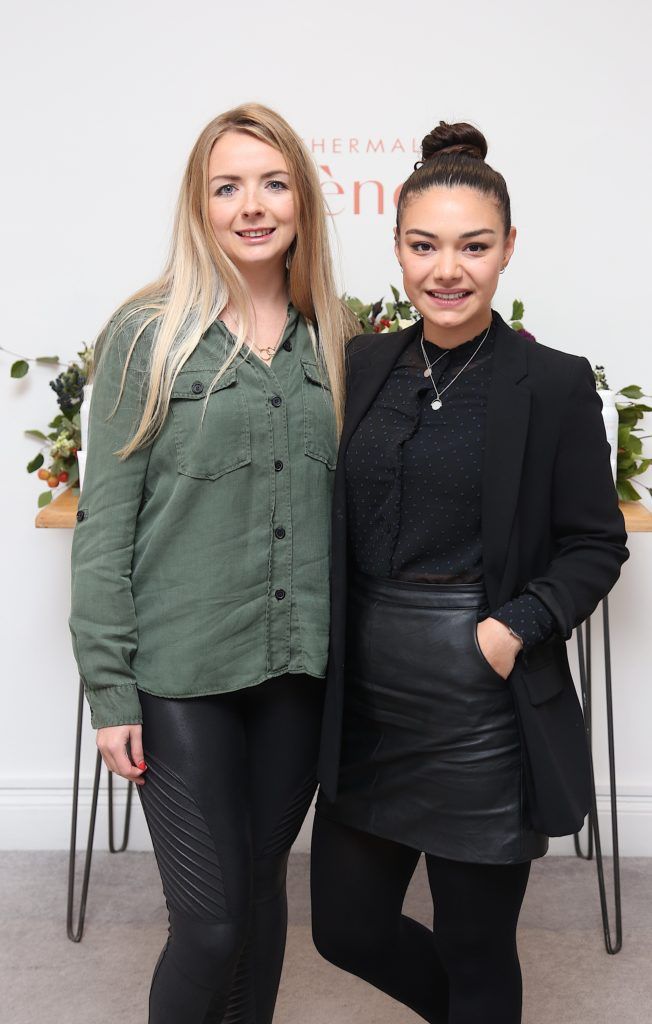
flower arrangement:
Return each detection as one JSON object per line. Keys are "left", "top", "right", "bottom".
{"left": 344, "top": 285, "right": 417, "bottom": 334}
{"left": 593, "top": 367, "right": 652, "bottom": 502}
{"left": 4, "top": 344, "right": 93, "bottom": 507}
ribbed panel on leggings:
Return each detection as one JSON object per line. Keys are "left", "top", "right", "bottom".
{"left": 259, "top": 772, "right": 317, "bottom": 858}
{"left": 140, "top": 753, "right": 228, "bottom": 921}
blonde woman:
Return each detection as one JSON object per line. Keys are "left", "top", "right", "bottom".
{"left": 70, "top": 103, "right": 354, "bottom": 1024}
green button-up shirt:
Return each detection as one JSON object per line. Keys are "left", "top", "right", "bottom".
{"left": 69, "top": 306, "right": 337, "bottom": 728}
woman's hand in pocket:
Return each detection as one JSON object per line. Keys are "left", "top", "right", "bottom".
{"left": 476, "top": 618, "right": 523, "bottom": 680}
{"left": 96, "top": 724, "right": 148, "bottom": 786}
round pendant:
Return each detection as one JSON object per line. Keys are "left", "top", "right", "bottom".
{"left": 431, "top": 398, "right": 443, "bottom": 411}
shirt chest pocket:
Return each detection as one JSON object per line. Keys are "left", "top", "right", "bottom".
{"left": 302, "top": 359, "right": 337, "bottom": 471}
{"left": 170, "top": 367, "right": 251, "bottom": 480}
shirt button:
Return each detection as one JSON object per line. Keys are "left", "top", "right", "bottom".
{"left": 274, "top": 460, "right": 284, "bottom": 472}
{"left": 274, "top": 527, "right": 286, "bottom": 539}
{"left": 76, "top": 509, "right": 87, "bottom": 522}
{"left": 271, "top": 395, "right": 282, "bottom": 407}
{"left": 282, "top": 340, "right": 292, "bottom": 352}
{"left": 191, "top": 381, "right": 204, "bottom": 395}
{"left": 274, "top": 588, "right": 286, "bottom": 601}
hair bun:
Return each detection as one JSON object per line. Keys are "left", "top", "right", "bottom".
{"left": 420, "top": 121, "right": 488, "bottom": 164}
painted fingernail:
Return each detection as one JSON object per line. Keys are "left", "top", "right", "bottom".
{"left": 137, "top": 761, "right": 147, "bottom": 770}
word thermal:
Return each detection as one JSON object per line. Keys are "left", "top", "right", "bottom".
{"left": 304, "top": 137, "right": 421, "bottom": 155}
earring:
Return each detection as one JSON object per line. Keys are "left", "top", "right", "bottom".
{"left": 500, "top": 267, "right": 506, "bottom": 275}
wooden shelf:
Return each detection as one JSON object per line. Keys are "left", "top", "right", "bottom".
{"left": 34, "top": 487, "right": 80, "bottom": 529}
{"left": 619, "top": 501, "right": 652, "bottom": 533}
{"left": 35, "top": 487, "right": 652, "bottom": 533}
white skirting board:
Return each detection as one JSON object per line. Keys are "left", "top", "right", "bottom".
{"left": 1, "top": 780, "right": 651, "bottom": 855}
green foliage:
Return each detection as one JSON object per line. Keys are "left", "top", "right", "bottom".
{"left": 344, "top": 286, "right": 417, "bottom": 335}
{"left": 615, "top": 385, "right": 652, "bottom": 501}
{"left": 4, "top": 343, "right": 89, "bottom": 505}
{"left": 511, "top": 299, "right": 525, "bottom": 321}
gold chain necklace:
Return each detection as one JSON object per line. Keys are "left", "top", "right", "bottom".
{"left": 252, "top": 313, "right": 289, "bottom": 363}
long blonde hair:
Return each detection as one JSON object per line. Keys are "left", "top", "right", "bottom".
{"left": 96, "top": 103, "right": 356, "bottom": 456}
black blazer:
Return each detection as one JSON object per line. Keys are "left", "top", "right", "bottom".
{"left": 318, "top": 313, "right": 629, "bottom": 801}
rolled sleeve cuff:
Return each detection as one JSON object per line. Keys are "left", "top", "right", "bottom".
{"left": 83, "top": 680, "right": 143, "bottom": 730}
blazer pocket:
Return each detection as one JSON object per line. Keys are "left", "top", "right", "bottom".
{"left": 301, "top": 358, "right": 337, "bottom": 470}
{"left": 170, "top": 367, "right": 251, "bottom": 480}
{"left": 521, "top": 636, "right": 565, "bottom": 706}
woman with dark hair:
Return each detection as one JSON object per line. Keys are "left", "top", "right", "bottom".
{"left": 310, "top": 121, "right": 628, "bottom": 1023}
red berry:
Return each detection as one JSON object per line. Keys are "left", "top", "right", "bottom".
{"left": 58, "top": 471, "right": 69, "bottom": 483}
{"left": 47, "top": 477, "right": 59, "bottom": 488}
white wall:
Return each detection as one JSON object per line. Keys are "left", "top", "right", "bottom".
{"left": 1, "top": 0, "right": 651, "bottom": 854}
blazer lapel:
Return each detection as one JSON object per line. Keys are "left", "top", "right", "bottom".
{"left": 482, "top": 315, "right": 531, "bottom": 606}
{"left": 340, "top": 321, "right": 422, "bottom": 457}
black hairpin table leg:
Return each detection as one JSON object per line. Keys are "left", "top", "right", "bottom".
{"left": 66, "top": 677, "right": 134, "bottom": 942}
{"left": 574, "top": 597, "right": 623, "bottom": 954}
{"left": 574, "top": 619, "right": 594, "bottom": 861}
{"left": 108, "top": 770, "right": 133, "bottom": 853}
{"left": 67, "top": 678, "right": 102, "bottom": 943}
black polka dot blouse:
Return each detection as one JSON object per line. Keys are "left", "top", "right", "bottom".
{"left": 345, "top": 316, "right": 553, "bottom": 651}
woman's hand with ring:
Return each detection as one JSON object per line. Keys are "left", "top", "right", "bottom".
{"left": 476, "top": 618, "right": 523, "bottom": 679}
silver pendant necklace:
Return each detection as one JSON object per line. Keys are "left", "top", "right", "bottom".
{"left": 420, "top": 323, "right": 491, "bottom": 412}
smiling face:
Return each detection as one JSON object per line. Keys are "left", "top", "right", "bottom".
{"left": 207, "top": 130, "right": 297, "bottom": 277}
{"left": 395, "top": 186, "right": 516, "bottom": 346}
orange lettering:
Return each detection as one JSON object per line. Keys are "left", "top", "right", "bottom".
{"left": 353, "top": 179, "right": 384, "bottom": 215}
{"left": 320, "top": 165, "right": 345, "bottom": 216}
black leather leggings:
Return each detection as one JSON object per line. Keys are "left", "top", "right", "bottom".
{"left": 138, "top": 674, "right": 324, "bottom": 1024}
{"left": 311, "top": 812, "right": 531, "bottom": 1024}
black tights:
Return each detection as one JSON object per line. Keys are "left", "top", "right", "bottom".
{"left": 138, "top": 674, "right": 324, "bottom": 1024}
{"left": 311, "top": 812, "right": 531, "bottom": 1024}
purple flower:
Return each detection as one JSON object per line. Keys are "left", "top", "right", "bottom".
{"left": 516, "top": 327, "right": 537, "bottom": 343}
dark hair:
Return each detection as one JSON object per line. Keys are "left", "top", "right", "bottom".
{"left": 396, "top": 121, "right": 511, "bottom": 236}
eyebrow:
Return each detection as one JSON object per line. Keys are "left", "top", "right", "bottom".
{"left": 404, "top": 228, "right": 496, "bottom": 240}
{"left": 209, "top": 170, "right": 290, "bottom": 185}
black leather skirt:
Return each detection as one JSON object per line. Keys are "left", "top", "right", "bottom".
{"left": 317, "top": 572, "right": 548, "bottom": 863}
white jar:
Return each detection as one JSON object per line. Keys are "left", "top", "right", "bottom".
{"left": 599, "top": 389, "right": 619, "bottom": 483}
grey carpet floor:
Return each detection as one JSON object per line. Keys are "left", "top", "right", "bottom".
{"left": 1, "top": 852, "right": 650, "bottom": 1024}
